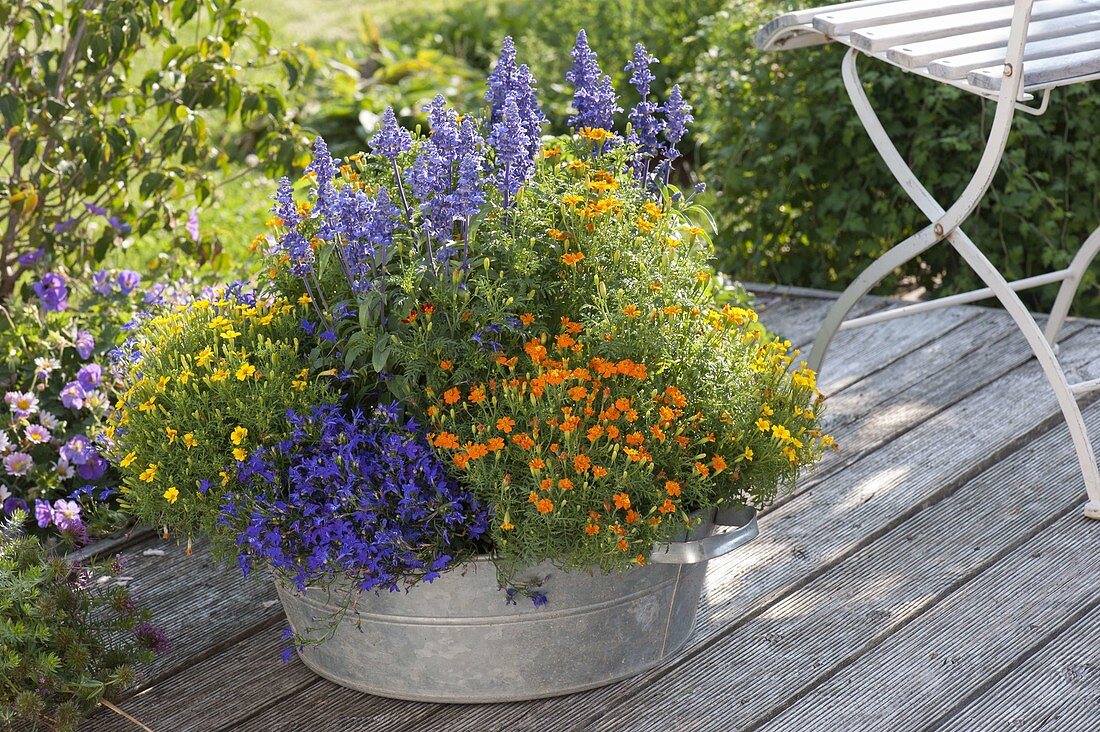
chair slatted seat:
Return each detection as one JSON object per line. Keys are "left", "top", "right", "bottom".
{"left": 754, "top": 0, "right": 1100, "bottom": 520}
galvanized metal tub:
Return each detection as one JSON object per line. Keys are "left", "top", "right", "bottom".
{"left": 275, "top": 506, "right": 758, "bottom": 703}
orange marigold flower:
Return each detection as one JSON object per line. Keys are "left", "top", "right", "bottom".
{"left": 560, "top": 416, "right": 581, "bottom": 433}
{"left": 495, "top": 355, "right": 518, "bottom": 368}
{"left": 520, "top": 313, "right": 535, "bottom": 326}
{"left": 573, "top": 454, "right": 591, "bottom": 472}
{"left": 659, "top": 498, "right": 677, "bottom": 514}
{"left": 453, "top": 453, "right": 470, "bottom": 469}
{"left": 625, "top": 409, "right": 639, "bottom": 422}
{"left": 617, "top": 538, "right": 629, "bottom": 552}
{"left": 625, "top": 509, "right": 639, "bottom": 524}
{"left": 592, "top": 465, "right": 608, "bottom": 479}
{"left": 695, "top": 461, "right": 711, "bottom": 477}
{"left": 466, "top": 443, "right": 489, "bottom": 460}
{"left": 525, "top": 339, "right": 548, "bottom": 364}
{"left": 468, "top": 385, "right": 486, "bottom": 404}
{"left": 561, "top": 317, "right": 584, "bottom": 334}
{"left": 625, "top": 432, "right": 645, "bottom": 446}
{"left": 529, "top": 457, "right": 546, "bottom": 470}
{"left": 558, "top": 478, "right": 575, "bottom": 491}
{"left": 665, "top": 480, "right": 682, "bottom": 496}
{"left": 496, "top": 416, "right": 516, "bottom": 433}
{"left": 529, "top": 491, "right": 539, "bottom": 503}
{"left": 540, "top": 478, "right": 553, "bottom": 491}
{"left": 439, "top": 360, "right": 454, "bottom": 371}
{"left": 612, "top": 492, "right": 631, "bottom": 510}
{"left": 444, "top": 387, "right": 462, "bottom": 405}
{"left": 547, "top": 228, "right": 568, "bottom": 241}
{"left": 433, "top": 432, "right": 459, "bottom": 450}
{"left": 512, "top": 433, "right": 535, "bottom": 450}
{"left": 568, "top": 385, "right": 588, "bottom": 401}
{"left": 555, "top": 333, "right": 576, "bottom": 350}
{"left": 650, "top": 425, "right": 666, "bottom": 442}
{"left": 585, "top": 524, "right": 600, "bottom": 536}
{"left": 536, "top": 498, "right": 555, "bottom": 514}
{"left": 586, "top": 425, "right": 604, "bottom": 442}
{"left": 487, "top": 437, "right": 505, "bottom": 452}
{"left": 712, "top": 455, "right": 728, "bottom": 472}
{"left": 673, "top": 435, "right": 690, "bottom": 448}
{"left": 561, "top": 252, "right": 585, "bottom": 266}
{"left": 622, "top": 304, "right": 641, "bottom": 317}
{"left": 614, "top": 398, "right": 631, "bottom": 411}
{"left": 605, "top": 425, "right": 621, "bottom": 440}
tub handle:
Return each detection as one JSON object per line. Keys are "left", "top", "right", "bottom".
{"left": 648, "top": 507, "right": 759, "bottom": 564}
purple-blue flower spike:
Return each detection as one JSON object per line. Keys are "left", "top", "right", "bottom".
{"left": 370, "top": 107, "right": 416, "bottom": 222}
{"left": 489, "top": 98, "right": 532, "bottom": 208}
{"left": 566, "top": 30, "right": 620, "bottom": 132}
{"left": 663, "top": 84, "right": 694, "bottom": 161}
{"left": 486, "top": 37, "right": 546, "bottom": 159}
{"left": 625, "top": 43, "right": 663, "bottom": 180}
{"left": 272, "top": 177, "right": 300, "bottom": 230}
{"left": 513, "top": 64, "right": 547, "bottom": 159}
{"left": 486, "top": 37, "right": 519, "bottom": 123}
{"left": 307, "top": 137, "right": 340, "bottom": 242}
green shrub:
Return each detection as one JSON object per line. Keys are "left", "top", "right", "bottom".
{"left": 690, "top": 1, "right": 1100, "bottom": 313}
{"left": 0, "top": 0, "right": 308, "bottom": 301}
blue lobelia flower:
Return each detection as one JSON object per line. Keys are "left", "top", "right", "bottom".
{"left": 566, "top": 30, "right": 620, "bottom": 132}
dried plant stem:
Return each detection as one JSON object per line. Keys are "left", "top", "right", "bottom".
{"left": 99, "top": 698, "right": 155, "bottom": 732}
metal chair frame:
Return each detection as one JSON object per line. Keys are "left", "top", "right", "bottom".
{"left": 765, "top": 1, "right": 1100, "bottom": 518}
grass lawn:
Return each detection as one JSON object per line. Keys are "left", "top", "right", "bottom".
{"left": 241, "top": 0, "right": 466, "bottom": 45}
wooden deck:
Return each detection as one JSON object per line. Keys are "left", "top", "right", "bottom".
{"left": 80, "top": 288, "right": 1100, "bottom": 732}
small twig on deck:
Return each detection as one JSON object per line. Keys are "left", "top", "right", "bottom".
{"left": 99, "top": 699, "right": 156, "bottom": 732}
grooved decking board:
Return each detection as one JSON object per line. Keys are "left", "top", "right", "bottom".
{"left": 764, "top": 514, "right": 1100, "bottom": 731}
{"left": 938, "top": 607, "right": 1100, "bottom": 731}
{"left": 755, "top": 294, "right": 889, "bottom": 350}
{"left": 404, "top": 324, "right": 1100, "bottom": 732}
{"left": 568, "top": 400, "right": 1100, "bottom": 731}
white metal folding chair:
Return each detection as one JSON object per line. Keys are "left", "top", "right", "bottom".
{"left": 755, "top": 0, "right": 1100, "bottom": 519}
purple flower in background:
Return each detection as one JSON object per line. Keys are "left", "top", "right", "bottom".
{"left": 107, "top": 215, "right": 132, "bottom": 234}
{"left": 662, "top": 84, "right": 694, "bottom": 160}
{"left": 77, "top": 364, "right": 103, "bottom": 390}
{"left": 134, "top": 623, "right": 171, "bottom": 654}
{"left": 35, "top": 499, "right": 53, "bottom": 527}
{"left": 186, "top": 208, "right": 200, "bottom": 242}
{"left": 4, "top": 452, "right": 33, "bottom": 477}
{"left": 54, "top": 217, "right": 77, "bottom": 233}
{"left": 76, "top": 455, "right": 107, "bottom": 481}
{"left": 3, "top": 496, "right": 28, "bottom": 515}
{"left": 52, "top": 499, "right": 82, "bottom": 531}
{"left": 18, "top": 248, "right": 45, "bottom": 266}
{"left": 75, "top": 330, "right": 95, "bottom": 360}
{"left": 143, "top": 283, "right": 167, "bottom": 306}
{"left": 33, "top": 272, "right": 68, "bottom": 312}
{"left": 117, "top": 270, "right": 141, "bottom": 295}
{"left": 84, "top": 203, "right": 108, "bottom": 216}
{"left": 60, "top": 381, "right": 86, "bottom": 410}
{"left": 489, "top": 98, "right": 533, "bottom": 206}
{"left": 61, "top": 435, "right": 93, "bottom": 466}
{"left": 369, "top": 107, "right": 412, "bottom": 161}
{"left": 92, "top": 269, "right": 115, "bottom": 295}
{"left": 566, "top": 30, "right": 620, "bottom": 131}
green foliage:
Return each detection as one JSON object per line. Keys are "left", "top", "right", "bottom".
{"left": 104, "top": 296, "right": 336, "bottom": 542}
{"left": 0, "top": 0, "right": 309, "bottom": 301}
{"left": 0, "top": 512, "right": 158, "bottom": 732}
{"left": 689, "top": 1, "right": 1100, "bottom": 312}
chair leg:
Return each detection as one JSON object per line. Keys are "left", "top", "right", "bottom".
{"left": 951, "top": 233, "right": 1100, "bottom": 519}
{"left": 1044, "top": 224, "right": 1100, "bottom": 346}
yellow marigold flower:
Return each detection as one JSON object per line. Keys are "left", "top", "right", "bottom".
{"left": 233, "top": 447, "right": 247, "bottom": 462}
{"left": 220, "top": 329, "right": 241, "bottom": 340}
{"left": 291, "top": 379, "right": 307, "bottom": 391}
{"left": 163, "top": 486, "right": 179, "bottom": 504}
{"left": 139, "top": 464, "right": 158, "bottom": 482}
{"left": 542, "top": 146, "right": 561, "bottom": 159}
{"left": 761, "top": 404, "right": 774, "bottom": 416}
{"left": 743, "top": 447, "right": 754, "bottom": 462}
{"left": 636, "top": 217, "right": 655, "bottom": 233}
{"left": 183, "top": 433, "right": 198, "bottom": 449}
{"left": 547, "top": 228, "right": 568, "bottom": 241}
{"left": 156, "top": 376, "right": 171, "bottom": 391}
{"left": 230, "top": 426, "right": 248, "bottom": 445}
{"left": 622, "top": 304, "right": 641, "bottom": 317}
{"left": 138, "top": 396, "right": 157, "bottom": 412}
{"left": 210, "top": 369, "right": 229, "bottom": 382}
{"left": 686, "top": 226, "right": 705, "bottom": 237}
{"left": 756, "top": 418, "right": 771, "bottom": 432}
{"left": 236, "top": 363, "right": 257, "bottom": 381}
{"left": 179, "top": 369, "right": 193, "bottom": 385}
{"left": 120, "top": 451, "right": 137, "bottom": 468}
{"left": 208, "top": 315, "right": 231, "bottom": 331}
{"left": 166, "top": 427, "right": 177, "bottom": 444}
{"left": 578, "top": 126, "right": 613, "bottom": 141}
{"left": 772, "top": 424, "right": 792, "bottom": 441}
{"left": 196, "top": 347, "right": 214, "bottom": 367}
{"left": 783, "top": 445, "right": 798, "bottom": 464}
{"left": 561, "top": 194, "right": 585, "bottom": 206}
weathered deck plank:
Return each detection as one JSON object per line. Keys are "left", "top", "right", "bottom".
{"left": 763, "top": 513, "right": 1100, "bottom": 731}
{"left": 938, "top": 607, "right": 1100, "bottom": 731}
